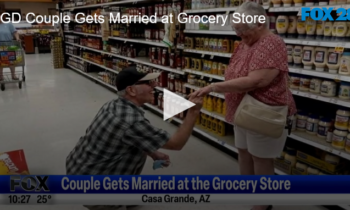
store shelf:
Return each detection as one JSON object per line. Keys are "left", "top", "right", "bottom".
{"left": 67, "top": 64, "right": 117, "bottom": 91}
{"left": 184, "top": 83, "right": 225, "bottom": 99}
{"left": 290, "top": 131, "right": 350, "bottom": 161}
{"left": 201, "top": 108, "right": 229, "bottom": 123}
{"left": 184, "top": 5, "right": 269, "bottom": 14}
{"left": 184, "top": 69, "right": 225, "bottom": 81}
{"left": 283, "top": 38, "right": 350, "bottom": 48}
{"left": 73, "top": 32, "right": 102, "bottom": 37}
{"left": 184, "top": 49, "right": 232, "bottom": 58}
{"left": 184, "top": 30, "right": 236, "bottom": 35}
{"left": 65, "top": 42, "right": 185, "bottom": 75}
{"left": 109, "top": 36, "right": 167, "bottom": 47}
{"left": 268, "top": 4, "right": 350, "bottom": 12}
{"left": 67, "top": 53, "right": 119, "bottom": 74}
{"left": 289, "top": 67, "right": 350, "bottom": 82}
{"left": 291, "top": 89, "right": 350, "bottom": 108}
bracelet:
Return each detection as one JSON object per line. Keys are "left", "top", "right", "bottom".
{"left": 210, "top": 83, "right": 216, "bottom": 92}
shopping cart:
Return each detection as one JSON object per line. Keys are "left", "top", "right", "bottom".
{"left": 0, "top": 41, "right": 26, "bottom": 91}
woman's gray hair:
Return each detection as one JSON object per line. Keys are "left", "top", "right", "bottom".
{"left": 235, "top": 1, "right": 268, "bottom": 28}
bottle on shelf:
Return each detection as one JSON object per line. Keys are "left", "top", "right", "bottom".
{"left": 327, "top": 48, "right": 341, "bottom": 74}
{"left": 326, "top": 120, "right": 335, "bottom": 143}
{"left": 302, "top": 46, "right": 315, "bottom": 70}
{"left": 317, "top": 117, "right": 332, "bottom": 139}
{"left": 314, "top": 47, "right": 328, "bottom": 71}
{"left": 296, "top": 16, "right": 306, "bottom": 39}
{"left": 206, "top": 96, "right": 213, "bottom": 111}
{"left": 332, "top": 128, "right": 347, "bottom": 150}
{"left": 212, "top": 118, "right": 218, "bottom": 133}
{"left": 217, "top": 120, "right": 226, "bottom": 136}
{"left": 287, "top": 16, "right": 297, "bottom": 38}
{"left": 286, "top": 45, "right": 294, "bottom": 66}
{"left": 323, "top": 21, "right": 333, "bottom": 41}
{"left": 276, "top": 15, "right": 289, "bottom": 37}
{"left": 339, "top": 52, "right": 350, "bottom": 75}
{"left": 201, "top": 113, "right": 207, "bottom": 127}
{"left": 339, "top": 82, "right": 350, "bottom": 100}
{"left": 206, "top": 116, "right": 213, "bottom": 131}
{"left": 216, "top": 98, "right": 223, "bottom": 114}
{"left": 336, "top": 21, "right": 348, "bottom": 41}
{"left": 293, "top": 45, "right": 303, "bottom": 68}
{"left": 316, "top": 20, "right": 325, "bottom": 40}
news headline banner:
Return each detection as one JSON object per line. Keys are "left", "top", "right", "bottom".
{"left": 2, "top": 175, "right": 350, "bottom": 194}
{"left": 1, "top": 12, "right": 266, "bottom": 26}
{"left": 2, "top": 175, "right": 350, "bottom": 205}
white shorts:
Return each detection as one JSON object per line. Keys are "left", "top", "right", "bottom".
{"left": 234, "top": 125, "right": 287, "bottom": 158}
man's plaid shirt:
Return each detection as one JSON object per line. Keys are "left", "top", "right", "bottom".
{"left": 66, "top": 97, "right": 170, "bottom": 175}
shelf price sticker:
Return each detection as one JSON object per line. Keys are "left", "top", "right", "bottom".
{"left": 335, "top": 43, "right": 345, "bottom": 53}
{"left": 329, "top": 98, "right": 338, "bottom": 104}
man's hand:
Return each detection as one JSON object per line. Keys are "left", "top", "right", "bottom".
{"left": 188, "top": 94, "right": 204, "bottom": 113}
{"left": 148, "top": 151, "right": 170, "bottom": 167}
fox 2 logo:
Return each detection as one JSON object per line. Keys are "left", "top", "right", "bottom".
{"left": 199, "top": 195, "right": 211, "bottom": 203}
{"left": 10, "top": 176, "right": 50, "bottom": 192}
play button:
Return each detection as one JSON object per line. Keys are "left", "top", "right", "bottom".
{"left": 163, "top": 89, "right": 195, "bottom": 121}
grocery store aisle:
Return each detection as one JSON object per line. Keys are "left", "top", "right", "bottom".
{"left": 0, "top": 54, "right": 326, "bottom": 210}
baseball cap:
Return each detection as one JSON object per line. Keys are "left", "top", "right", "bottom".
{"left": 116, "top": 66, "right": 160, "bottom": 91}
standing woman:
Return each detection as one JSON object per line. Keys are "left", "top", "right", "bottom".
{"left": 190, "top": 2, "right": 297, "bottom": 210}
{"left": 0, "top": 8, "right": 21, "bottom": 81}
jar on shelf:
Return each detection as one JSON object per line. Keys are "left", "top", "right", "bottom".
{"left": 306, "top": 114, "right": 319, "bottom": 135}
{"left": 338, "top": 82, "right": 350, "bottom": 100}
{"left": 310, "top": 78, "right": 322, "bottom": 93}
{"left": 346, "top": 134, "right": 350, "bottom": 153}
{"left": 332, "top": 128, "right": 347, "bottom": 150}
{"left": 320, "top": 80, "right": 336, "bottom": 97}
{"left": 335, "top": 109, "right": 350, "bottom": 130}
{"left": 296, "top": 111, "right": 308, "bottom": 131}
{"left": 284, "top": 147, "right": 297, "bottom": 167}
{"left": 317, "top": 117, "right": 331, "bottom": 139}
{"left": 299, "top": 76, "right": 311, "bottom": 91}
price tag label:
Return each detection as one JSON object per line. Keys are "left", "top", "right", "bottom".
{"left": 201, "top": 54, "right": 205, "bottom": 58}
{"left": 325, "top": 147, "right": 333, "bottom": 153}
{"left": 226, "top": 10, "right": 230, "bottom": 15}
{"left": 210, "top": 55, "right": 214, "bottom": 59}
{"left": 209, "top": 77, "right": 213, "bottom": 82}
{"left": 201, "top": 75, "right": 204, "bottom": 79}
{"left": 335, "top": 45, "right": 344, "bottom": 53}
{"left": 334, "top": 74, "right": 341, "bottom": 80}
{"left": 329, "top": 98, "right": 338, "bottom": 104}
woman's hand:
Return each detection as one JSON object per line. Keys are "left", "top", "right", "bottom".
{"left": 189, "top": 85, "right": 212, "bottom": 98}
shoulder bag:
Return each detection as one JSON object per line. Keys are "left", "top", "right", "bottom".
{"left": 233, "top": 75, "right": 289, "bottom": 138}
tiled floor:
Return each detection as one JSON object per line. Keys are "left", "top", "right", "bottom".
{"left": 0, "top": 54, "right": 327, "bottom": 210}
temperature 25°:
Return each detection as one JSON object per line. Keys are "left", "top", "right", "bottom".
{"left": 37, "top": 195, "right": 52, "bottom": 203}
